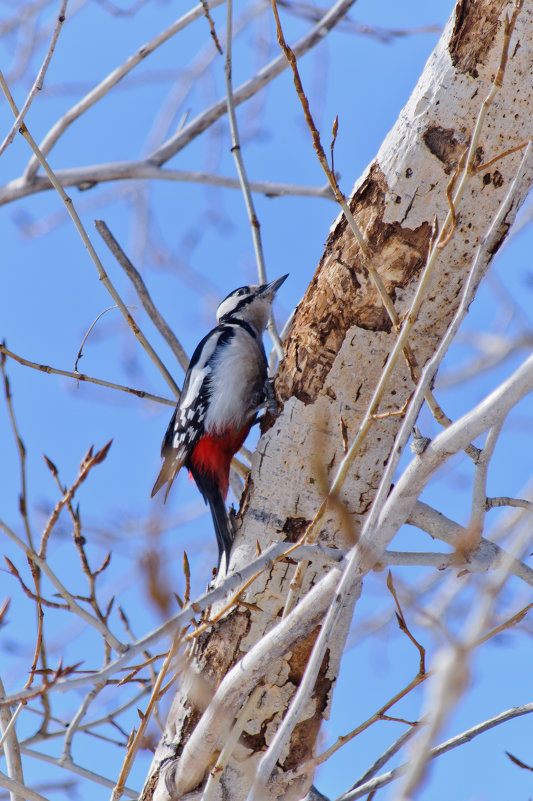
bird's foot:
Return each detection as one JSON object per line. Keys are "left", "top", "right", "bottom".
{"left": 263, "top": 377, "right": 279, "bottom": 415}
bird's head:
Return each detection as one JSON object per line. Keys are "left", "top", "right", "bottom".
{"left": 216, "top": 274, "right": 288, "bottom": 334}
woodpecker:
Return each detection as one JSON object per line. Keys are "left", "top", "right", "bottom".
{"left": 151, "top": 275, "right": 287, "bottom": 570}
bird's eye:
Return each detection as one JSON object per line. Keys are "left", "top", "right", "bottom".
{"left": 237, "top": 288, "right": 246, "bottom": 296}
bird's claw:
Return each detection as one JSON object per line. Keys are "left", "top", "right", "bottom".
{"left": 263, "top": 377, "right": 279, "bottom": 415}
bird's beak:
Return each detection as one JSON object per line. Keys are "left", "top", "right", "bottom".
{"left": 259, "top": 274, "right": 288, "bottom": 296}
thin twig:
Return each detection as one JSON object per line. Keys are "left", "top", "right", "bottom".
{"left": 200, "top": 0, "right": 223, "bottom": 54}
{"left": 18, "top": 746, "right": 138, "bottom": 799}
{"left": 0, "top": 68, "right": 181, "bottom": 399}
{"left": 0, "top": 349, "right": 34, "bottom": 547}
{"left": 469, "top": 423, "right": 503, "bottom": 541}
{"left": 486, "top": 496, "right": 533, "bottom": 513}
{"left": 334, "top": 702, "right": 533, "bottom": 801}
{"left": 39, "top": 442, "right": 113, "bottom": 558}
{"left": 61, "top": 684, "right": 104, "bottom": 763}
{"left": 0, "top": 163, "right": 335, "bottom": 206}
{"left": 0, "top": 0, "right": 67, "bottom": 158}
{"left": 0, "top": 342, "right": 175, "bottom": 407}
{"left": 74, "top": 305, "right": 137, "bottom": 373}
{"left": 110, "top": 630, "right": 183, "bottom": 801}
{"left": 1, "top": 349, "right": 49, "bottom": 705}
{"left": 95, "top": 220, "right": 189, "bottom": 373}
{"left": 250, "top": 139, "right": 533, "bottom": 797}
{"left": 149, "top": 0, "right": 357, "bottom": 166}
{"left": 224, "top": 0, "right": 283, "bottom": 360}
{"left": 0, "top": 516, "right": 126, "bottom": 655}
{"left": 23, "top": 0, "right": 227, "bottom": 181}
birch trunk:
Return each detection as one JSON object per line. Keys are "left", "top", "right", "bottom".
{"left": 141, "top": 2, "right": 533, "bottom": 798}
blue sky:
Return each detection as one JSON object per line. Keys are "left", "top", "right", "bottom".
{"left": 1, "top": 1, "right": 533, "bottom": 799}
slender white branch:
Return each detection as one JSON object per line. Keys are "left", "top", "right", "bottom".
{"left": 486, "top": 495, "right": 533, "bottom": 513}
{"left": 224, "top": 0, "right": 283, "bottom": 358}
{"left": 346, "top": 724, "right": 419, "bottom": 793}
{"left": 0, "top": 519, "right": 125, "bottom": 654}
{"left": 407, "top": 502, "right": 533, "bottom": 588}
{"left": 247, "top": 140, "right": 533, "bottom": 801}
{"left": 23, "top": 0, "right": 227, "bottom": 180}
{"left": 19, "top": 746, "right": 138, "bottom": 799}
{"left": 149, "top": 0, "right": 357, "bottom": 165}
{"left": 0, "top": 676, "right": 24, "bottom": 801}
{"left": 0, "top": 542, "right": 338, "bottom": 707}
{"left": 0, "top": 162, "right": 334, "bottom": 206}
{"left": 469, "top": 422, "right": 503, "bottom": 540}
{"left": 0, "top": 342, "right": 175, "bottom": 407}
{"left": 0, "top": 0, "right": 67, "bottom": 158}
{"left": 0, "top": 770, "right": 50, "bottom": 801}
{"left": 335, "top": 702, "right": 533, "bottom": 801}
{"left": 60, "top": 684, "right": 103, "bottom": 762}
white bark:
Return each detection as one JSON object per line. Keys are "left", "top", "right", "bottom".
{"left": 142, "top": 2, "right": 533, "bottom": 799}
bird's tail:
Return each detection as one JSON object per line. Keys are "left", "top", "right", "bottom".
{"left": 189, "top": 466, "right": 234, "bottom": 572}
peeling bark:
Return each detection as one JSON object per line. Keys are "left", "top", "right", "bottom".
{"left": 141, "top": 2, "right": 533, "bottom": 799}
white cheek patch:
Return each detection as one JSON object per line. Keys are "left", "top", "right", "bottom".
{"left": 216, "top": 295, "right": 243, "bottom": 320}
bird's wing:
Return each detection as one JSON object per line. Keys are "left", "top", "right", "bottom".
{"left": 151, "top": 329, "right": 221, "bottom": 500}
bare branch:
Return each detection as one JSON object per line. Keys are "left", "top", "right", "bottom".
{"left": 149, "top": 0, "right": 357, "bottom": 166}
{"left": 224, "top": 0, "right": 283, "bottom": 359}
{"left": 0, "top": 0, "right": 67, "bottom": 158}
{"left": 486, "top": 495, "right": 533, "bottom": 513}
{"left": 18, "top": 746, "right": 138, "bottom": 799}
{"left": 95, "top": 219, "right": 189, "bottom": 373}
{"left": 336, "top": 702, "right": 533, "bottom": 800}
{"left": 0, "top": 542, "right": 340, "bottom": 707}
{"left": 0, "top": 162, "right": 335, "bottom": 206}
{"left": 0, "top": 675, "right": 25, "bottom": 801}
{"left": 248, "top": 140, "right": 533, "bottom": 799}
{"left": 0, "top": 516, "right": 126, "bottom": 655}
{"left": 0, "top": 68, "right": 181, "bottom": 400}
{"left": 407, "top": 502, "right": 533, "bottom": 588}
{"left": 0, "top": 769, "right": 51, "bottom": 801}
{"left": 0, "top": 342, "right": 175, "bottom": 407}
{"left": 22, "top": 0, "right": 227, "bottom": 181}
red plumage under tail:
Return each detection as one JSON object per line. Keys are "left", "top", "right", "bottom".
{"left": 189, "top": 465, "right": 234, "bottom": 571}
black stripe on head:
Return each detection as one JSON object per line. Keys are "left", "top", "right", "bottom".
{"left": 216, "top": 285, "right": 257, "bottom": 321}
{"left": 223, "top": 285, "right": 251, "bottom": 301}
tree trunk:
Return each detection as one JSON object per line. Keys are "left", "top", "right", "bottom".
{"left": 141, "top": 2, "right": 533, "bottom": 798}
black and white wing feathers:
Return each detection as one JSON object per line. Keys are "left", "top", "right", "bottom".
{"left": 151, "top": 326, "right": 236, "bottom": 500}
